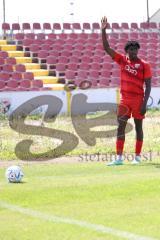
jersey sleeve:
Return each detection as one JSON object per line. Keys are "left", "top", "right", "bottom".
{"left": 144, "top": 62, "right": 152, "bottom": 79}
{"left": 112, "top": 52, "right": 124, "bottom": 65}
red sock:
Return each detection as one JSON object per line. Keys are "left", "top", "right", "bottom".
{"left": 116, "top": 139, "right": 125, "bottom": 155}
{"left": 135, "top": 140, "right": 143, "bottom": 155}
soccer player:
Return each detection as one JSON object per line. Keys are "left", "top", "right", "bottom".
{"left": 101, "top": 16, "right": 152, "bottom": 165}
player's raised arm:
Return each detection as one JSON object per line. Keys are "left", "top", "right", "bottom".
{"left": 101, "top": 16, "right": 116, "bottom": 58}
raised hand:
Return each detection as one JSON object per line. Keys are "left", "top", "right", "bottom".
{"left": 101, "top": 16, "right": 108, "bottom": 30}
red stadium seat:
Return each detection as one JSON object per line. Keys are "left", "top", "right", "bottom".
{"left": 121, "top": 22, "right": 129, "bottom": 31}
{"left": 79, "top": 62, "right": 90, "bottom": 71}
{"left": 11, "top": 23, "right": 20, "bottom": 36}
{"left": 15, "top": 64, "right": 26, "bottom": 72}
{"left": 53, "top": 23, "right": 61, "bottom": 33}
{"left": 62, "top": 23, "right": 72, "bottom": 33}
{"left": 11, "top": 72, "right": 23, "bottom": 81}
{"left": 0, "top": 72, "right": 10, "bottom": 81}
{"left": 6, "top": 80, "right": 19, "bottom": 90}
{"left": 65, "top": 70, "right": 76, "bottom": 81}
{"left": 0, "top": 51, "right": 9, "bottom": 59}
{"left": 6, "top": 57, "right": 16, "bottom": 65}
{"left": 23, "top": 72, "right": 34, "bottom": 80}
{"left": 112, "top": 22, "right": 121, "bottom": 31}
{"left": 43, "top": 23, "right": 52, "bottom": 33}
{"left": 130, "top": 22, "right": 139, "bottom": 31}
{"left": 72, "top": 23, "right": 81, "bottom": 33}
{"left": 33, "top": 23, "right": 41, "bottom": 33}
{"left": 2, "top": 64, "right": 14, "bottom": 73}
{"left": 22, "top": 23, "right": 31, "bottom": 33}
{"left": 0, "top": 81, "right": 6, "bottom": 90}
{"left": 92, "top": 22, "right": 100, "bottom": 33}
{"left": 67, "top": 63, "right": 78, "bottom": 71}
{"left": 55, "top": 63, "right": 66, "bottom": 77}
{"left": 46, "top": 56, "right": 57, "bottom": 69}
{"left": 19, "top": 79, "right": 31, "bottom": 90}
{"left": 82, "top": 22, "right": 91, "bottom": 33}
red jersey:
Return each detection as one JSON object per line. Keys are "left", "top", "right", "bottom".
{"left": 113, "top": 52, "right": 152, "bottom": 98}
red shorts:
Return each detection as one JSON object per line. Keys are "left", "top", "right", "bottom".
{"left": 117, "top": 97, "right": 145, "bottom": 119}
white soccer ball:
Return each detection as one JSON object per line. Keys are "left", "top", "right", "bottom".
{"left": 5, "top": 165, "right": 24, "bottom": 183}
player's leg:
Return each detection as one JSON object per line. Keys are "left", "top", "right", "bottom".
{"left": 108, "top": 115, "right": 129, "bottom": 166}
{"left": 132, "top": 118, "right": 143, "bottom": 164}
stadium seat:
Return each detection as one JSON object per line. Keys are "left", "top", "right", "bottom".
{"left": 60, "top": 50, "right": 72, "bottom": 58}
{"left": 2, "top": 64, "right": 14, "bottom": 73}
{"left": 6, "top": 57, "right": 16, "bottom": 65}
{"left": 46, "top": 55, "right": 57, "bottom": 69}
{"left": 33, "top": 23, "right": 41, "bottom": 33}
{"left": 37, "top": 50, "right": 49, "bottom": 63}
{"left": 14, "top": 33, "right": 25, "bottom": 42}
{"left": 148, "top": 22, "right": 158, "bottom": 30}
{"left": 65, "top": 70, "right": 76, "bottom": 81}
{"left": 79, "top": 62, "right": 90, "bottom": 71}
{"left": 99, "top": 77, "right": 110, "bottom": 87}
{"left": 15, "top": 64, "right": 26, "bottom": 72}
{"left": 81, "top": 55, "right": 92, "bottom": 64}
{"left": 2, "top": 23, "right": 11, "bottom": 38}
{"left": 25, "top": 33, "right": 36, "bottom": 39}
{"left": 47, "top": 33, "right": 57, "bottom": 40}
{"left": 58, "top": 33, "right": 68, "bottom": 40}
{"left": 76, "top": 70, "right": 88, "bottom": 80}
{"left": 43, "top": 23, "right": 52, "bottom": 33}
{"left": 90, "top": 62, "right": 101, "bottom": 71}
{"left": 36, "top": 33, "right": 46, "bottom": 40}
{"left": 28, "top": 44, "right": 40, "bottom": 57}
{"left": 41, "top": 44, "right": 51, "bottom": 51}
{"left": 63, "top": 43, "right": 73, "bottom": 51}
{"left": 112, "top": 22, "right": 121, "bottom": 31}
{"left": 22, "top": 23, "right": 31, "bottom": 33}
{"left": 130, "top": 22, "right": 139, "bottom": 31}
{"left": 57, "top": 56, "right": 69, "bottom": 64}
{"left": 32, "top": 79, "right": 43, "bottom": 89}
{"left": 72, "top": 23, "right": 81, "bottom": 33}
{"left": 67, "top": 63, "right": 78, "bottom": 71}
{"left": 82, "top": 22, "right": 91, "bottom": 33}
{"left": 0, "top": 72, "right": 10, "bottom": 81}
{"left": 11, "top": 72, "right": 23, "bottom": 81}
{"left": 92, "top": 22, "right": 100, "bottom": 33}
{"left": 121, "top": 22, "right": 129, "bottom": 31}
{"left": 140, "top": 22, "right": 149, "bottom": 31}
{"left": 19, "top": 79, "right": 31, "bottom": 90}
{"left": 49, "top": 50, "right": 59, "bottom": 58}
{"left": 84, "top": 44, "right": 95, "bottom": 51}
{"left": 63, "top": 23, "right": 72, "bottom": 33}
{"left": 6, "top": 80, "right": 19, "bottom": 90}
{"left": 22, "top": 38, "right": 34, "bottom": 51}
{"left": 11, "top": 23, "right": 21, "bottom": 36}
{"left": 23, "top": 72, "right": 34, "bottom": 80}
{"left": 55, "top": 63, "right": 66, "bottom": 77}
{"left": 92, "top": 55, "right": 103, "bottom": 63}
{"left": 53, "top": 23, "right": 61, "bottom": 33}
{"left": 69, "top": 55, "right": 80, "bottom": 64}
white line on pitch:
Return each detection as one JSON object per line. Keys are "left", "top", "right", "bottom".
{"left": 0, "top": 201, "right": 158, "bottom": 240}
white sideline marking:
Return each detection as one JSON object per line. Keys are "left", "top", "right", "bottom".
{"left": 0, "top": 201, "right": 157, "bottom": 240}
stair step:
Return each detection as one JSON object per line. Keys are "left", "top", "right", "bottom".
{"left": 0, "top": 45, "right": 17, "bottom": 51}
{"left": 8, "top": 51, "right": 24, "bottom": 57}
{"left": 34, "top": 76, "right": 59, "bottom": 84}
{"left": 15, "top": 57, "right": 32, "bottom": 64}
{"left": 24, "top": 63, "right": 41, "bottom": 70}
{"left": 27, "top": 69, "right": 49, "bottom": 77}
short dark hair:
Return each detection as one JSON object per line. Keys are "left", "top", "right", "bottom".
{"left": 124, "top": 41, "right": 140, "bottom": 52}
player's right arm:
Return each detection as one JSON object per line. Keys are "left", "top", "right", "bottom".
{"left": 101, "top": 16, "right": 116, "bottom": 58}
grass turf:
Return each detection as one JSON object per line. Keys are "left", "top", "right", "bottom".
{"left": 0, "top": 162, "right": 160, "bottom": 240}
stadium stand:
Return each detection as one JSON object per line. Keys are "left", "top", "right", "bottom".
{"left": 0, "top": 21, "right": 160, "bottom": 91}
